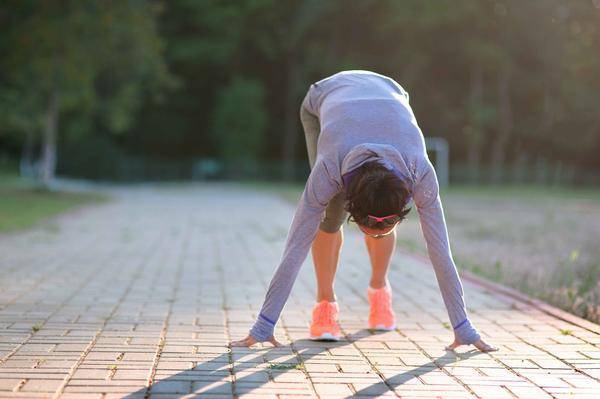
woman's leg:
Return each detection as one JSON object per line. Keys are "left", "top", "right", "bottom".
{"left": 300, "top": 90, "right": 320, "bottom": 169}
{"left": 364, "top": 228, "right": 397, "bottom": 288}
{"left": 311, "top": 227, "right": 343, "bottom": 302}
{"left": 313, "top": 192, "right": 348, "bottom": 301}
{"left": 301, "top": 87, "right": 347, "bottom": 303}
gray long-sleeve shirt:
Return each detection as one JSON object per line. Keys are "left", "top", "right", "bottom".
{"left": 249, "top": 70, "right": 480, "bottom": 344}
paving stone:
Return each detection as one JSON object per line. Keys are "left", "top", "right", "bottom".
{"left": 0, "top": 183, "right": 598, "bottom": 398}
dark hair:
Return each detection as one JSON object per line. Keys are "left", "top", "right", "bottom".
{"left": 344, "top": 158, "right": 412, "bottom": 229}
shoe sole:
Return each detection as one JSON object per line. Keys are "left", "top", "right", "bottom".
{"left": 369, "top": 324, "right": 396, "bottom": 331}
{"left": 309, "top": 332, "right": 340, "bottom": 341}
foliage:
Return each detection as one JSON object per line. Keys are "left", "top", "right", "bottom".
{"left": 210, "top": 76, "right": 267, "bottom": 164}
{"left": 155, "top": 0, "right": 600, "bottom": 178}
{"left": 1, "top": 0, "right": 600, "bottom": 181}
{"left": 0, "top": 0, "right": 176, "bottom": 181}
{"left": 1, "top": 0, "right": 175, "bottom": 132}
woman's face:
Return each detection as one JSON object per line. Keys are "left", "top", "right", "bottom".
{"left": 357, "top": 222, "right": 399, "bottom": 238}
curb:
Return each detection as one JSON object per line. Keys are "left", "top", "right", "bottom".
{"left": 398, "top": 248, "right": 600, "bottom": 335}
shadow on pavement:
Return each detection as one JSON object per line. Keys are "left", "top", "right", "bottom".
{"left": 121, "top": 330, "right": 483, "bottom": 398}
{"left": 349, "top": 348, "right": 481, "bottom": 397}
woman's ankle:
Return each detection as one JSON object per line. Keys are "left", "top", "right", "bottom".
{"left": 368, "top": 278, "right": 390, "bottom": 290}
{"left": 316, "top": 292, "right": 336, "bottom": 302}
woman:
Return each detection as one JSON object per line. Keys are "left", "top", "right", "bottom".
{"left": 231, "top": 70, "right": 497, "bottom": 352}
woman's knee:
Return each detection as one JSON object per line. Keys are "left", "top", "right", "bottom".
{"left": 319, "top": 206, "right": 348, "bottom": 233}
{"left": 319, "top": 219, "right": 344, "bottom": 234}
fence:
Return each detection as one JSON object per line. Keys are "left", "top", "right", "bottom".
{"left": 13, "top": 134, "right": 593, "bottom": 186}
{"left": 451, "top": 161, "right": 600, "bottom": 186}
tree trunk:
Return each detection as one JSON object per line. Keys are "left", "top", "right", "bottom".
{"left": 511, "top": 146, "right": 528, "bottom": 183}
{"left": 490, "top": 64, "right": 512, "bottom": 184}
{"left": 541, "top": 91, "right": 553, "bottom": 133}
{"left": 466, "top": 63, "right": 484, "bottom": 183}
{"left": 19, "top": 129, "right": 36, "bottom": 178}
{"left": 281, "top": 52, "right": 301, "bottom": 181}
{"left": 40, "top": 89, "right": 59, "bottom": 187}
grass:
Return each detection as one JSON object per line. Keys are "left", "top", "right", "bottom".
{"left": 0, "top": 170, "right": 109, "bottom": 233}
{"left": 267, "top": 362, "right": 305, "bottom": 371}
{"left": 244, "top": 179, "right": 600, "bottom": 324}
{"left": 31, "top": 323, "right": 43, "bottom": 333}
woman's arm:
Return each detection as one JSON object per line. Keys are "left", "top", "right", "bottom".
{"left": 413, "top": 159, "right": 496, "bottom": 351}
{"left": 234, "top": 159, "right": 341, "bottom": 346}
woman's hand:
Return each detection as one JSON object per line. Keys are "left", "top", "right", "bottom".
{"left": 230, "top": 334, "right": 282, "bottom": 348}
{"left": 445, "top": 337, "right": 498, "bottom": 353}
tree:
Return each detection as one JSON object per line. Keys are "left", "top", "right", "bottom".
{"left": 0, "top": 0, "right": 174, "bottom": 186}
{"left": 210, "top": 76, "right": 267, "bottom": 174}
{"left": 199, "top": 0, "right": 334, "bottom": 180}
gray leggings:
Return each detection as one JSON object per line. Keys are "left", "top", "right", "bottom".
{"left": 300, "top": 89, "right": 348, "bottom": 233}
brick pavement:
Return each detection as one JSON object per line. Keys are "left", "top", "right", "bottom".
{"left": 0, "top": 182, "right": 599, "bottom": 399}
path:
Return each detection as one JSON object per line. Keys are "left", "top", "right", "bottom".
{"left": 0, "top": 182, "right": 599, "bottom": 398}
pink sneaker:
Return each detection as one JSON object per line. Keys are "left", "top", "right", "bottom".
{"left": 309, "top": 301, "right": 341, "bottom": 341}
{"left": 367, "top": 285, "right": 396, "bottom": 330}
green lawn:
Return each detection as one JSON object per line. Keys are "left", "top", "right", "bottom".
{"left": 0, "top": 171, "right": 109, "bottom": 233}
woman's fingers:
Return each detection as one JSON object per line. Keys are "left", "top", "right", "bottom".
{"left": 233, "top": 333, "right": 492, "bottom": 352}
{"left": 229, "top": 339, "right": 250, "bottom": 347}
{"left": 230, "top": 335, "right": 257, "bottom": 347}
{"left": 268, "top": 336, "right": 282, "bottom": 347}
{"left": 473, "top": 339, "right": 499, "bottom": 352}
{"left": 445, "top": 339, "right": 460, "bottom": 351}
{"left": 446, "top": 338, "right": 499, "bottom": 353}
{"left": 229, "top": 335, "right": 282, "bottom": 348}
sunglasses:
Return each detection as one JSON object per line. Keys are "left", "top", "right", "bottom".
{"left": 367, "top": 214, "right": 399, "bottom": 224}
{"left": 357, "top": 214, "right": 401, "bottom": 238}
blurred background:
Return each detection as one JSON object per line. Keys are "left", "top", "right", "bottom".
{"left": 0, "top": 1, "right": 599, "bottom": 322}
{"left": 2, "top": 0, "right": 600, "bottom": 184}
